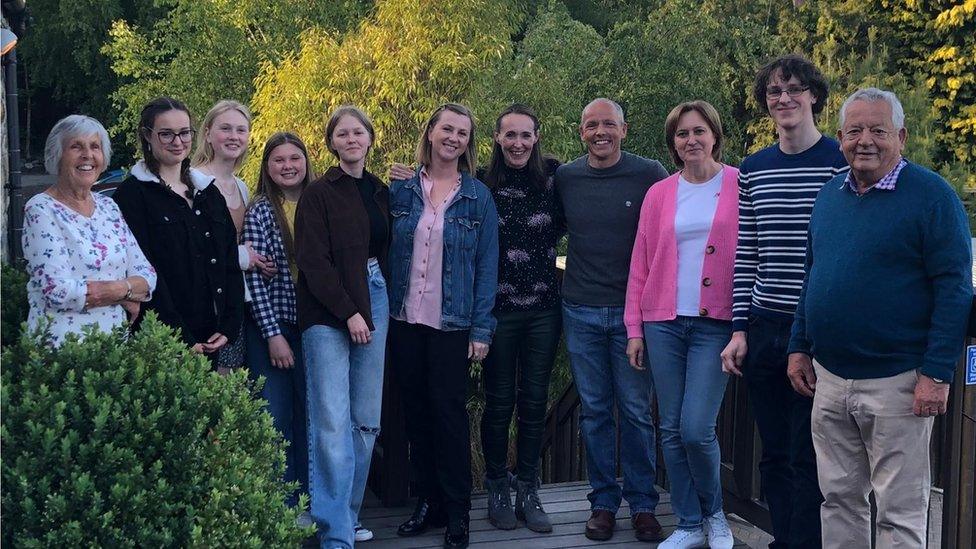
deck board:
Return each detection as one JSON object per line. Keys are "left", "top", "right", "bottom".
{"left": 334, "top": 481, "right": 749, "bottom": 548}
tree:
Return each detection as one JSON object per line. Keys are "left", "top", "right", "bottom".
{"left": 245, "top": 0, "right": 520, "bottom": 182}
{"left": 16, "top": 0, "right": 164, "bottom": 155}
{"left": 469, "top": 1, "right": 606, "bottom": 162}
{"left": 103, "top": 0, "right": 370, "bottom": 148}
{"left": 594, "top": 0, "right": 744, "bottom": 169}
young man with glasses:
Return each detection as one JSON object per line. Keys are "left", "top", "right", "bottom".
{"left": 720, "top": 55, "right": 848, "bottom": 549}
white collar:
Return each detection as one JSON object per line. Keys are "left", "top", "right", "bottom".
{"left": 130, "top": 160, "right": 213, "bottom": 192}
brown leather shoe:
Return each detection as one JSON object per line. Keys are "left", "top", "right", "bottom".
{"left": 632, "top": 512, "right": 664, "bottom": 542}
{"left": 584, "top": 510, "right": 616, "bottom": 541}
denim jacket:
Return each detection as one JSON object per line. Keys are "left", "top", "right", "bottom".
{"left": 388, "top": 169, "right": 499, "bottom": 343}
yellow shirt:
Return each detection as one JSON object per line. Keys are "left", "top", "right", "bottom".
{"left": 282, "top": 199, "right": 299, "bottom": 282}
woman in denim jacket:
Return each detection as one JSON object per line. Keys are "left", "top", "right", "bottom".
{"left": 390, "top": 103, "right": 499, "bottom": 549}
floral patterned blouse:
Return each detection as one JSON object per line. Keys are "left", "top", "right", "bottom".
{"left": 22, "top": 192, "right": 157, "bottom": 345}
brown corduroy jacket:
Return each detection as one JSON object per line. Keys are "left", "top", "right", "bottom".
{"left": 294, "top": 166, "right": 389, "bottom": 331}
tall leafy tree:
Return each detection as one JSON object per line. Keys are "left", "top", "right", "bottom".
{"left": 103, "top": 0, "right": 370, "bottom": 147}
{"left": 245, "top": 0, "right": 520, "bottom": 181}
{"left": 16, "top": 0, "right": 164, "bottom": 154}
{"left": 470, "top": 1, "right": 606, "bottom": 162}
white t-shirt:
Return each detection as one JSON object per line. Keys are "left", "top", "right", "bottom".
{"left": 675, "top": 171, "right": 723, "bottom": 316}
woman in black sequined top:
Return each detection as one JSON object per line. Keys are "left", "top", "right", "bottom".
{"left": 479, "top": 104, "right": 562, "bottom": 533}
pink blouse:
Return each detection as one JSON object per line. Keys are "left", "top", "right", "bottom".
{"left": 401, "top": 169, "right": 460, "bottom": 329}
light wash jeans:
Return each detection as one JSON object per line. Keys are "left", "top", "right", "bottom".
{"left": 562, "top": 299, "right": 659, "bottom": 514}
{"left": 643, "top": 317, "right": 730, "bottom": 529}
{"left": 304, "top": 259, "right": 388, "bottom": 549}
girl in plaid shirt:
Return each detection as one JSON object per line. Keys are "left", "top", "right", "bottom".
{"left": 241, "top": 132, "right": 314, "bottom": 510}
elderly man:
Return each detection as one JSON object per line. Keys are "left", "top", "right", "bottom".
{"left": 555, "top": 98, "right": 669, "bottom": 542}
{"left": 787, "top": 88, "right": 972, "bottom": 548}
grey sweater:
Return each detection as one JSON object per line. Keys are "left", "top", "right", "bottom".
{"left": 555, "top": 151, "right": 669, "bottom": 306}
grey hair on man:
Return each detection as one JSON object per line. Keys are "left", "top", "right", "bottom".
{"left": 582, "top": 98, "right": 625, "bottom": 123}
{"left": 44, "top": 115, "right": 112, "bottom": 175}
{"left": 839, "top": 88, "right": 905, "bottom": 130}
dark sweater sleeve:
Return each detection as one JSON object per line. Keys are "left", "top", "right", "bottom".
{"left": 788, "top": 231, "right": 814, "bottom": 356}
{"left": 295, "top": 185, "right": 358, "bottom": 323}
{"left": 113, "top": 181, "right": 198, "bottom": 346}
{"left": 546, "top": 159, "right": 567, "bottom": 239}
{"left": 648, "top": 160, "right": 669, "bottom": 183}
{"left": 919, "top": 194, "right": 972, "bottom": 380}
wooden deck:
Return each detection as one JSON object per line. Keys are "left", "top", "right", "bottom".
{"left": 354, "top": 480, "right": 750, "bottom": 548}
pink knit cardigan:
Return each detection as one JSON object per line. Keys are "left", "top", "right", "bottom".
{"left": 624, "top": 165, "right": 739, "bottom": 338}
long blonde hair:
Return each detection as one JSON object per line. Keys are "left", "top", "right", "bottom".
{"left": 191, "top": 100, "right": 252, "bottom": 170}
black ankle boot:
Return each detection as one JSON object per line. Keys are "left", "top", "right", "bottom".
{"left": 443, "top": 513, "right": 469, "bottom": 548}
{"left": 397, "top": 498, "right": 447, "bottom": 537}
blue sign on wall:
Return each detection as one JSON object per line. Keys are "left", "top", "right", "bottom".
{"left": 967, "top": 346, "right": 976, "bottom": 385}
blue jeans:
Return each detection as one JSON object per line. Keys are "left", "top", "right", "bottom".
{"left": 562, "top": 299, "right": 658, "bottom": 514}
{"left": 303, "top": 261, "right": 389, "bottom": 549}
{"left": 244, "top": 319, "right": 308, "bottom": 508}
{"left": 644, "top": 317, "right": 730, "bottom": 529}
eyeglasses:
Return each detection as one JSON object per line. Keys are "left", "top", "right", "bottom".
{"left": 153, "top": 129, "right": 196, "bottom": 144}
{"left": 842, "top": 127, "right": 894, "bottom": 141}
{"left": 766, "top": 86, "right": 810, "bottom": 99}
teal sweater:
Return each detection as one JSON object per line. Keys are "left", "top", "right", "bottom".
{"left": 788, "top": 162, "right": 972, "bottom": 381}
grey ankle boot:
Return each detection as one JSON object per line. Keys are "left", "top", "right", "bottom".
{"left": 485, "top": 476, "right": 517, "bottom": 530}
{"left": 515, "top": 478, "right": 552, "bottom": 533}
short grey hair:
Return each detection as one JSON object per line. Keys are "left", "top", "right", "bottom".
{"left": 582, "top": 98, "right": 626, "bottom": 124}
{"left": 839, "top": 88, "right": 905, "bottom": 130}
{"left": 44, "top": 115, "right": 112, "bottom": 175}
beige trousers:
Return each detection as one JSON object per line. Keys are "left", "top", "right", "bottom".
{"left": 811, "top": 361, "right": 934, "bottom": 549}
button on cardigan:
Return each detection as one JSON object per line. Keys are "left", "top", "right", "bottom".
{"left": 624, "top": 165, "right": 739, "bottom": 338}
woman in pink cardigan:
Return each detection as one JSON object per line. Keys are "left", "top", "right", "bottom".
{"left": 624, "top": 101, "right": 738, "bottom": 549}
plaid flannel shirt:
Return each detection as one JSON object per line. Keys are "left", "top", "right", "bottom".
{"left": 243, "top": 197, "right": 297, "bottom": 339}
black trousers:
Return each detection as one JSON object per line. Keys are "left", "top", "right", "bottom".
{"left": 390, "top": 319, "right": 472, "bottom": 517}
{"left": 744, "top": 314, "right": 823, "bottom": 549}
{"left": 480, "top": 306, "right": 561, "bottom": 482}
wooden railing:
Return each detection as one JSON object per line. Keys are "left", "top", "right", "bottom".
{"left": 538, "top": 343, "right": 975, "bottom": 545}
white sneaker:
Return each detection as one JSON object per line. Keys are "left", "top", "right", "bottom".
{"left": 354, "top": 524, "right": 374, "bottom": 542}
{"left": 296, "top": 511, "right": 314, "bottom": 529}
{"left": 704, "top": 512, "right": 734, "bottom": 549}
{"left": 658, "top": 527, "right": 707, "bottom": 548}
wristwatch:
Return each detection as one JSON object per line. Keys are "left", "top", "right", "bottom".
{"left": 927, "top": 375, "right": 950, "bottom": 384}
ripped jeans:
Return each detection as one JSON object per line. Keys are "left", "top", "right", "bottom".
{"left": 303, "top": 261, "right": 388, "bottom": 549}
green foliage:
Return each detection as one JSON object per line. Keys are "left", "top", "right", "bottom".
{"left": 1, "top": 314, "right": 311, "bottom": 547}
{"left": 18, "top": 0, "right": 165, "bottom": 125}
{"left": 103, "top": 0, "right": 371, "bottom": 148}
{"left": 1, "top": 262, "right": 29, "bottom": 347}
{"left": 246, "top": 0, "right": 520, "bottom": 182}
{"left": 596, "top": 0, "right": 741, "bottom": 169}
{"left": 471, "top": 1, "right": 606, "bottom": 162}
{"left": 889, "top": 0, "right": 976, "bottom": 176}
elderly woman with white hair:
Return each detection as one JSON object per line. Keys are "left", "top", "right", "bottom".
{"left": 21, "top": 115, "right": 157, "bottom": 344}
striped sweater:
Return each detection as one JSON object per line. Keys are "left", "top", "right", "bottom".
{"left": 731, "top": 136, "right": 848, "bottom": 332}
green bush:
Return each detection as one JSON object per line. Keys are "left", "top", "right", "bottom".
{"left": 1, "top": 314, "right": 311, "bottom": 547}
{"left": 1, "top": 261, "right": 29, "bottom": 347}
